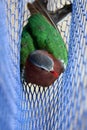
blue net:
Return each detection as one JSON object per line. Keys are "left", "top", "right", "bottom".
{"left": 0, "top": 0, "right": 87, "bottom": 130}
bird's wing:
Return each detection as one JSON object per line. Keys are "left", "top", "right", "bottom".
{"left": 27, "top": 1, "right": 72, "bottom": 27}
{"left": 29, "top": 50, "right": 54, "bottom": 71}
{"left": 27, "top": 2, "right": 58, "bottom": 30}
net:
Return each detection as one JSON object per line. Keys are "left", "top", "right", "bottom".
{"left": 0, "top": 0, "right": 87, "bottom": 130}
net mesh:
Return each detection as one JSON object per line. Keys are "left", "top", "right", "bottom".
{"left": 0, "top": 0, "right": 87, "bottom": 130}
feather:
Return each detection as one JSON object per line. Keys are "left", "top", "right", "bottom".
{"left": 25, "top": 13, "right": 68, "bottom": 65}
{"left": 27, "top": 2, "right": 39, "bottom": 15}
{"left": 27, "top": 2, "right": 58, "bottom": 30}
{"left": 29, "top": 50, "right": 54, "bottom": 72}
{"left": 49, "top": 4, "right": 72, "bottom": 24}
{"left": 24, "top": 50, "right": 64, "bottom": 86}
{"left": 27, "top": 1, "right": 72, "bottom": 28}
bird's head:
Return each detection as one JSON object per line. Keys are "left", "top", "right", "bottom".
{"left": 24, "top": 50, "right": 64, "bottom": 87}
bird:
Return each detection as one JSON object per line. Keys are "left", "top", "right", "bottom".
{"left": 20, "top": 1, "right": 72, "bottom": 87}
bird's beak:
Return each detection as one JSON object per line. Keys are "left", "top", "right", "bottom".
{"left": 50, "top": 70, "right": 59, "bottom": 78}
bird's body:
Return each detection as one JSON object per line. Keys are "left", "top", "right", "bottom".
{"left": 25, "top": 12, "right": 68, "bottom": 65}
{"left": 20, "top": 1, "right": 72, "bottom": 87}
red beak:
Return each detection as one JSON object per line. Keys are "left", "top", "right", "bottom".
{"left": 50, "top": 70, "right": 59, "bottom": 78}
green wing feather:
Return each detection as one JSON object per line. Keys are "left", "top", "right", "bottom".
{"left": 26, "top": 13, "right": 68, "bottom": 65}
{"left": 20, "top": 27, "right": 35, "bottom": 69}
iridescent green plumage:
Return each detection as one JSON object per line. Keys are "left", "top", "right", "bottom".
{"left": 20, "top": 27, "right": 35, "bottom": 69}
{"left": 26, "top": 13, "right": 68, "bottom": 65}
{"left": 21, "top": 3, "right": 69, "bottom": 70}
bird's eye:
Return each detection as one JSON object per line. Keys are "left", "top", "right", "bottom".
{"left": 40, "top": 67, "right": 45, "bottom": 71}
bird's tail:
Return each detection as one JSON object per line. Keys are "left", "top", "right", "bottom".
{"left": 49, "top": 4, "right": 72, "bottom": 24}
{"left": 27, "top": 1, "right": 58, "bottom": 29}
{"left": 27, "top": 2, "right": 39, "bottom": 15}
{"left": 27, "top": 1, "right": 72, "bottom": 28}
{"left": 35, "top": 0, "right": 48, "bottom": 8}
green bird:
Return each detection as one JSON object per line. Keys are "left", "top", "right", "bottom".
{"left": 20, "top": 1, "right": 72, "bottom": 86}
